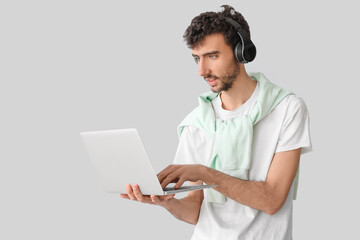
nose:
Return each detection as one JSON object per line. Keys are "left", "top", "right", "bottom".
{"left": 198, "top": 58, "right": 210, "bottom": 77}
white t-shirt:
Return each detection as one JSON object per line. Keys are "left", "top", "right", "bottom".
{"left": 173, "top": 81, "right": 312, "bottom": 240}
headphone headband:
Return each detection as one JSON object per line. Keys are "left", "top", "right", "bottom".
{"left": 225, "top": 17, "right": 242, "bottom": 31}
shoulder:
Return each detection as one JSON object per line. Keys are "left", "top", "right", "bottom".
{"left": 282, "top": 94, "right": 307, "bottom": 108}
{"left": 180, "top": 125, "right": 207, "bottom": 138}
{"left": 179, "top": 105, "right": 201, "bottom": 127}
{"left": 259, "top": 94, "right": 310, "bottom": 132}
{"left": 277, "top": 94, "right": 309, "bottom": 118}
{"left": 274, "top": 94, "right": 307, "bottom": 115}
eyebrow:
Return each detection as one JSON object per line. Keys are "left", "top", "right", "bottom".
{"left": 192, "top": 51, "right": 220, "bottom": 58}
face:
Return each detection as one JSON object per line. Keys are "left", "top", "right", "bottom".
{"left": 192, "top": 33, "right": 240, "bottom": 93}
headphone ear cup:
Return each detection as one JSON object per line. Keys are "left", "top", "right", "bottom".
{"left": 234, "top": 42, "right": 246, "bottom": 63}
{"left": 243, "top": 45, "right": 257, "bottom": 63}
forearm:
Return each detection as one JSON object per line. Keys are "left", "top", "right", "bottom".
{"left": 162, "top": 195, "right": 202, "bottom": 225}
{"left": 158, "top": 150, "right": 300, "bottom": 215}
{"left": 201, "top": 167, "right": 279, "bottom": 214}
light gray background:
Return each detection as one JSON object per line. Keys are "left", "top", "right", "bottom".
{"left": 1, "top": 0, "right": 358, "bottom": 239}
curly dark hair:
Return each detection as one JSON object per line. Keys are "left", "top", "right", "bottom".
{"left": 183, "top": 5, "right": 251, "bottom": 49}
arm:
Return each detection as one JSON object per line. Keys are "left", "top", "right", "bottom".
{"left": 120, "top": 181, "right": 203, "bottom": 225}
{"left": 158, "top": 148, "right": 301, "bottom": 215}
{"left": 159, "top": 181, "right": 204, "bottom": 225}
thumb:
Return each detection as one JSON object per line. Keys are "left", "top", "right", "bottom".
{"left": 163, "top": 194, "right": 175, "bottom": 201}
{"left": 150, "top": 194, "right": 175, "bottom": 206}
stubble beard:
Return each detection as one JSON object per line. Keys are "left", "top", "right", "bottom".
{"left": 210, "top": 61, "right": 240, "bottom": 93}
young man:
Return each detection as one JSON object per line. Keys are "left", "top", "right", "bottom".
{"left": 121, "top": 5, "right": 312, "bottom": 240}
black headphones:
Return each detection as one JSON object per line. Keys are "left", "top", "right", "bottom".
{"left": 225, "top": 17, "right": 256, "bottom": 63}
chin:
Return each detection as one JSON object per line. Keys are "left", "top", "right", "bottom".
{"left": 209, "top": 84, "right": 222, "bottom": 93}
{"left": 210, "top": 88, "right": 221, "bottom": 93}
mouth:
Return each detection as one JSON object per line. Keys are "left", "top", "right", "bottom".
{"left": 205, "top": 77, "right": 218, "bottom": 86}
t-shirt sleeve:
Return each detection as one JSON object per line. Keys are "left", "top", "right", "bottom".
{"left": 173, "top": 126, "right": 214, "bottom": 165}
{"left": 275, "top": 96, "right": 312, "bottom": 154}
{"left": 173, "top": 126, "right": 199, "bottom": 164}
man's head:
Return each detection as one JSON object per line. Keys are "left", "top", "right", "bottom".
{"left": 183, "top": 5, "right": 251, "bottom": 52}
{"left": 184, "top": 5, "right": 251, "bottom": 93}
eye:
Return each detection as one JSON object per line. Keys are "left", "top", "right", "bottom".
{"left": 209, "top": 54, "right": 218, "bottom": 60}
{"left": 193, "top": 56, "right": 200, "bottom": 64}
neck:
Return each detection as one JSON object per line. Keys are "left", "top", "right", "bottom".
{"left": 220, "top": 65, "right": 257, "bottom": 111}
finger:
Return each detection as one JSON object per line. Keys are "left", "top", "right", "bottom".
{"left": 174, "top": 177, "right": 186, "bottom": 189}
{"left": 152, "top": 194, "right": 175, "bottom": 208}
{"left": 163, "top": 194, "right": 175, "bottom": 201}
{"left": 120, "top": 194, "right": 130, "bottom": 199}
{"left": 157, "top": 165, "right": 177, "bottom": 183}
{"left": 160, "top": 173, "right": 179, "bottom": 189}
{"left": 150, "top": 194, "right": 175, "bottom": 204}
{"left": 150, "top": 195, "right": 160, "bottom": 204}
{"left": 132, "top": 184, "right": 149, "bottom": 203}
{"left": 126, "top": 184, "right": 136, "bottom": 201}
{"left": 157, "top": 166, "right": 171, "bottom": 183}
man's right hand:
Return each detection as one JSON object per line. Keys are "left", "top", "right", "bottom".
{"left": 120, "top": 184, "right": 175, "bottom": 208}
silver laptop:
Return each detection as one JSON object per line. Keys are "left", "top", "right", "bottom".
{"left": 80, "top": 128, "right": 216, "bottom": 195}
